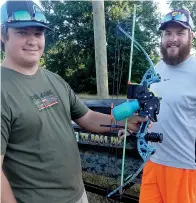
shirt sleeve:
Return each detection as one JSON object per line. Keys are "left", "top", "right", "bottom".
{"left": 68, "top": 87, "right": 89, "bottom": 120}
{"left": 1, "top": 94, "right": 12, "bottom": 155}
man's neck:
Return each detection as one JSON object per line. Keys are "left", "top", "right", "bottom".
{"left": 2, "top": 58, "right": 39, "bottom": 76}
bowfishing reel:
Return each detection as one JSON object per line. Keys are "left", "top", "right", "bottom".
{"left": 127, "top": 81, "right": 161, "bottom": 122}
{"left": 113, "top": 81, "right": 161, "bottom": 122}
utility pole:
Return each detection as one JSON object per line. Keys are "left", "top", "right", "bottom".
{"left": 92, "top": 0, "right": 109, "bottom": 99}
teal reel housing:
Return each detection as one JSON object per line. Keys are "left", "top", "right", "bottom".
{"left": 112, "top": 100, "right": 140, "bottom": 121}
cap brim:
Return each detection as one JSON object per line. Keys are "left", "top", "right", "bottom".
{"left": 7, "top": 21, "right": 53, "bottom": 31}
{"left": 159, "top": 20, "right": 191, "bottom": 30}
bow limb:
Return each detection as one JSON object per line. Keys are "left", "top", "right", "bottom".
{"left": 117, "top": 25, "right": 155, "bottom": 70}
{"left": 117, "top": 25, "right": 161, "bottom": 87}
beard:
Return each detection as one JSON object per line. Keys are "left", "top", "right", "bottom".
{"left": 160, "top": 37, "right": 192, "bottom": 66}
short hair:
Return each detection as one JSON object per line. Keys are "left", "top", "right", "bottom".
{"left": 1, "top": 26, "right": 8, "bottom": 52}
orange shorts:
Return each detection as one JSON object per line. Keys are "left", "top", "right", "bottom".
{"left": 139, "top": 160, "right": 196, "bottom": 203}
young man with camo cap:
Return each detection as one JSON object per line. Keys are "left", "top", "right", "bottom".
{"left": 0, "top": 1, "right": 149, "bottom": 203}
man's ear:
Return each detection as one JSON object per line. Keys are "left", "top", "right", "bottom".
{"left": 190, "top": 31, "right": 195, "bottom": 40}
{"left": 1, "top": 36, "right": 6, "bottom": 44}
{"left": 192, "top": 32, "right": 195, "bottom": 39}
{"left": 189, "top": 31, "right": 195, "bottom": 46}
{"left": 0, "top": 26, "right": 8, "bottom": 43}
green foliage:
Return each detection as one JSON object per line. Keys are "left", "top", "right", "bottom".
{"left": 105, "top": 1, "right": 161, "bottom": 94}
{"left": 42, "top": 1, "right": 96, "bottom": 93}
{"left": 0, "top": 51, "right": 5, "bottom": 64}
{"left": 41, "top": 1, "right": 162, "bottom": 94}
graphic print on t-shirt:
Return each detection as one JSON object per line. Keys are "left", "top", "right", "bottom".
{"left": 30, "top": 90, "right": 58, "bottom": 111}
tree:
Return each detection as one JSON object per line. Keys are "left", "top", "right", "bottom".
{"left": 105, "top": 1, "right": 161, "bottom": 94}
{"left": 41, "top": 1, "right": 162, "bottom": 94}
{"left": 42, "top": 1, "right": 96, "bottom": 93}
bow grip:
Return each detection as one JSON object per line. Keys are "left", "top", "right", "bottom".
{"left": 112, "top": 100, "right": 140, "bottom": 121}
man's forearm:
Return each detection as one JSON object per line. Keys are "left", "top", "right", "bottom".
{"left": 83, "top": 112, "right": 115, "bottom": 133}
{"left": 75, "top": 109, "right": 147, "bottom": 133}
{"left": 75, "top": 110, "right": 123, "bottom": 133}
{"left": 1, "top": 170, "right": 17, "bottom": 203}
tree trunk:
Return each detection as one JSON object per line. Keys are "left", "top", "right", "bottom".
{"left": 92, "top": 0, "right": 109, "bottom": 99}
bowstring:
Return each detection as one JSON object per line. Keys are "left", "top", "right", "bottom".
{"left": 120, "top": 4, "right": 137, "bottom": 195}
{"left": 106, "top": 25, "right": 122, "bottom": 196}
{"left": 106, "top": 21, "right": 129, "bottom": 201}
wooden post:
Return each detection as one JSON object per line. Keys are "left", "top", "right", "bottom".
{"left": 92, "top": 0, "right": 109, "bottom": 99}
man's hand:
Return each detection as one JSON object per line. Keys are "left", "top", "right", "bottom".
{"left": 118, "top": 115, "right": 153, "bottom": 139}
{"left": 127, "top": 115, "right": 149, "bottom": 132}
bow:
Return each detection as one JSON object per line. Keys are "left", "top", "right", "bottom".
{"left": 105, "top": 7, "right": 163, "bottom": 199}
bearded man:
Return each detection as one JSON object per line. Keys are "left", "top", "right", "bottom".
{"left": 139, "top": 9, "right": 196, "bottom": 203}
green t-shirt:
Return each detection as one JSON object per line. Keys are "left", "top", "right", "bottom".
{"left": 1, "top": 67, "right": 89, "bottom": 203}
